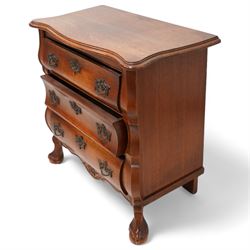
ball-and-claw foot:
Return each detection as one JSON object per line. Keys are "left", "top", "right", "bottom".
{"left": 129, "top": 216, "right": 148, "bottom": 244}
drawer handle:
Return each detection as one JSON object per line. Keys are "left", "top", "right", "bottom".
{"left": 69, "top": 59, "right": 81, "bottom": 73}
{"left": 75, "top": 135, "right": 86, "bottom": 150}
{"left": 48, "top": 53, "right": 58, "bottom": 67}
{"left": 96, "top": 123, "right": 111, "bottom": 143}
{"left": 49, "top": 90, "right": 60, "bottom": 106}
{"left": 98, "top": 160, "right": 113, "bottom": 178}
{"left": 53, "top": 123, "right": 64, "bottom": 137}
{"left": 95, "top": 79, "right": 110, "bottom": 97}
{"left": 69, "top": 101, "right": 82, "bottom": 115}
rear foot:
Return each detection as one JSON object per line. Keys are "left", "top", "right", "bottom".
{"left": 183, "top": 178, "right": 198, "bottom": 194}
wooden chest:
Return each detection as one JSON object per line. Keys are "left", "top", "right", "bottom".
{"left": 30, "top": 5, "right": 220, "bottom": 244}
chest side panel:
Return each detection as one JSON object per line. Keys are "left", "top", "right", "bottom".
{"left": 137, "top": 49, "right": 208, "bottom": 198}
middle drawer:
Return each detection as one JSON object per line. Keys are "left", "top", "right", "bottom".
{"left": 42, "top": 75, "right": 127, "bottom": 156}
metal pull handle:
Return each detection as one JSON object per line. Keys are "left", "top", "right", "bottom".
{"left": 53, "top": 124, "right": 64, "bottom": 137}
{"left": 75, "top": 135, "right": 86, "bottom": 149}
{"left": 96, "top": 123, "right": 111, "bottom": 143}
{"left": 95, "top": 79, "right": 110, "bottom": 96}
{"left": 48, "top": 53, "right": 58, "bottom": 67}
{"left": 69, "top": 59, "right": 81, "bottom": 73}
{"left": 98, "top": 160, "right": 113, "bottom": 178}
{"left": 49, "top": 90, "right": 60, "bottom": 106}
{"left": 69, "top": 101, "right": 82, "bottom": 115}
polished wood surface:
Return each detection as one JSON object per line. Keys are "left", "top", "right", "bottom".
{"left": 30, "top": 5, "right": 220, "bottom": 244}
{"left": 30, "top": 5, "right": 220, "bottom": 68}
{"left": 40, "top": 38, "right": 121, "bottom": 110}
{"left": 183, "top": 178, "right": 198, "bottom": 194}
{"left": 42, "top": 74, "right": 127, "bottom": 156}
{"left": 129, "top": 206, "right": 148, "bottom": 244}
{"left": 48, "top": 136, "right": 64, "bottom": 164}
{"left": 137, "top": 49, "right": 207, "bottom": 198}
{"left": 46, "top": 108, "right": 124, "bottom": 192}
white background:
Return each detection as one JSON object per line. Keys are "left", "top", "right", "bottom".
{"left": 0, "top": 0, "right": 249, "bottom": 249}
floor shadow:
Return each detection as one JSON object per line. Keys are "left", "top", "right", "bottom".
{"left": 61, "top": 136, "right": 248, "bottom": 240}
{"left": 145, "top": 135, "right": 249, "bottom": 239}
{"left": 62, "top": 151, "right": 132, "bottom": 214}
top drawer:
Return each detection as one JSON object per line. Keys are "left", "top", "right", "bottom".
{"left": 39, "top": 38, "right": 121, "bottom": 111}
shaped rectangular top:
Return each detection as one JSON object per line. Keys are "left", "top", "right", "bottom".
{"left": 30, "top": 5, "right": 220, "bottom": 68}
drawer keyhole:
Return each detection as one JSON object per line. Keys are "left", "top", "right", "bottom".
{"left": 69, "top": 59, "right": 81, "bottom": 73}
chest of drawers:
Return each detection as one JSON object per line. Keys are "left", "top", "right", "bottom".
{"left": 30, "top": 5, "right": 220, "bottom": 244}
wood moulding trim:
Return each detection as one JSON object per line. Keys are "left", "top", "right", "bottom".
{"left": 29, "top": 21, "right": 220, "bottom": 69}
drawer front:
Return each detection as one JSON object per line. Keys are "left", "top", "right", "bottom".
{"left": 40, "top": 38, "right": 121, "bottom": 110}
{"left": 45, "top": 108, "right": 123, "bottom": 191}
{"left": 42, "top": 75, "right": 127, "bottom": 156}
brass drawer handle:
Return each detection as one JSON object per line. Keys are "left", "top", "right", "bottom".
{"left": 95, "top": 79, "right": 110, "bottom": 96}
{"left": 96, "top": 123, "right": 111, "bottom": 143}
{"left": 69, "top": 59, "right": 81, "bottom": 73}
{"left": 53, "top": 123, "right": 64, "bottom": 137}
{"left": 49, "top": 90, "right": 60, "bottom": 106}
{"left": 98, "top": 160, "right": 113, "bottom": 178}
{"left": 69, "top": 101, "right": 82, "bottom": 115}
{"left": 75, "top": 135, "right": 86, "bottom": 149}
{"left": 48, "top": 53, "right": 58, "bottom": 67}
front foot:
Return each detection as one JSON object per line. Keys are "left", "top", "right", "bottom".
{"left": 48, "top": 136, "right": 64, "bottom": 164}
{"left": 129, "top": 206, "right": 148, "bottom": 245}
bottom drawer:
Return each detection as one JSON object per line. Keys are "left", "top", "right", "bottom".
{"left": 45, "top": 108, "right": 124, "bottom": 192}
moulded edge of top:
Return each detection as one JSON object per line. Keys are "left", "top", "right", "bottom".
{"left": 29, "top": 17, "right": 221, "bottom": 69}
